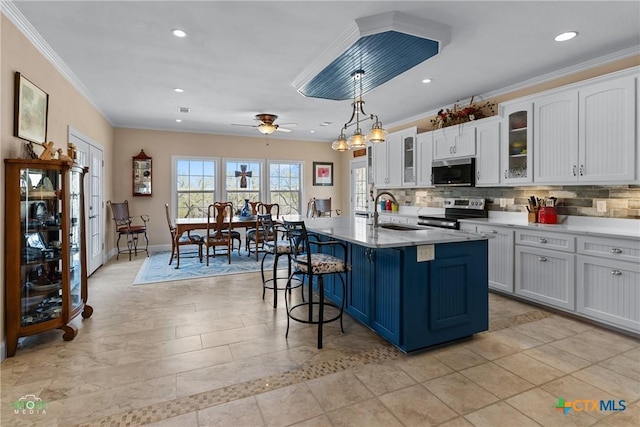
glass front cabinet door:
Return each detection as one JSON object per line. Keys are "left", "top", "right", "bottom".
{"left": 4, "top": 158, "right": 92, "bottom": 357}
{"left": 501, "top": 102, "right": 533, "bottom": 184}
{"left": 132, "top": 149, "right": 152, "bottom": 196}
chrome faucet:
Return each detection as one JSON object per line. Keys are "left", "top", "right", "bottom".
{"left": 373, "top": 191, "right": 399, "bottom": 228}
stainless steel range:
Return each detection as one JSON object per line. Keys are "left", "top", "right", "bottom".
{"left": 417, "top": 198, "right": 487, "bottom": 230}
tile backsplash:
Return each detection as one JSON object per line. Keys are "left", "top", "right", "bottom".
{"left": 385, "top": 185, "right": 640, "bottom": 219}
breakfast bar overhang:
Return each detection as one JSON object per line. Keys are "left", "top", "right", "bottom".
{"left": 295, "top": 216, "right": 491, "bottom": 353}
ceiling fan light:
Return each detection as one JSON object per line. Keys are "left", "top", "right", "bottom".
{"left": 368, "top": 122, "right": 387, "bottom": 143}
{"left": 257, "top": 123, "right": 277, "bottom": 135}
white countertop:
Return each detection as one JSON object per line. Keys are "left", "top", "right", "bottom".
{"left": 459, "top": 212, "right": 640, "bottom": 239}
{"left": 282, "top": 216, "right": 488, "bottom": 249}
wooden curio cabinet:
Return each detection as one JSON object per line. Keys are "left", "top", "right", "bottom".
{"left": 4, "top": 159, "right": 93, "bottom": 357}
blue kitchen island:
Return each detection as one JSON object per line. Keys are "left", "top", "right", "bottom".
{"left": 296, "top": 216, "right": 490, "bottom": 353}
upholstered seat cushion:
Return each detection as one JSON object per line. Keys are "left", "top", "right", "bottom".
{"left": 292, "top": 253, "right": 349, "bottom": 274}
{"left": 264, "top": 240, "right": 292, "bottom": 254}
{"left": 178, "top": 233, "right": 202, "bottom": 244}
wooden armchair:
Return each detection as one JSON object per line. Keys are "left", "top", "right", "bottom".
{"left": 306, "top": 197, "right": 341, "bottom": 218}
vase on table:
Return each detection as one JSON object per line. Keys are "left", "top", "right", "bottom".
{"left": 240, "top": 199, "right": 251, "bottom": 217}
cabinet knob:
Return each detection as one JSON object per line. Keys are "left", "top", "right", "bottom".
{"left": 538, "top": 256, "right": 548, "bottom": 262}
{"left": 477, "top": 171, "right": 480, "bottom": 180}
{"left": 579, "top": 164, "right": 584, "bottom": 176}
{"left": 539, "top": 238, "right": 547, "bottom": 244}
{"left": 572, "top": 165, "right": 577, "bottom": 176}
{"left": 610, "top": 248, "right": 623, "bottom": 254}
{"left": 610, "top": 270, "right": 622, "bottom": 276}
{"left": 504, "top": 170, "right": 508, "bottom": 179}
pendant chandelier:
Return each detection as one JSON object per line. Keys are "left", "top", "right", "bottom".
{"left": 332, "top": 70, "right": 387, "bottom": 152}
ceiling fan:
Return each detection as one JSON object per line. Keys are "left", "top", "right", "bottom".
{"left": 231, "top": 114, "right": 297, "bottom": 135}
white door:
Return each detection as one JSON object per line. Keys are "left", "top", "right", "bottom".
{"left": 69, "top": 127, "right": 105, "bottom": 275}
{"left": 351, "top": 159, "right": 368, "bottom": 216}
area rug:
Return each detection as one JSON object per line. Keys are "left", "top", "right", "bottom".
{"left": 133, "top": 249, "right": 274, "bottom": 285}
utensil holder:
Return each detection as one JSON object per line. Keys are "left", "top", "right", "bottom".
{"left": 528, "top": 210, "right": 538, "bottom": 223}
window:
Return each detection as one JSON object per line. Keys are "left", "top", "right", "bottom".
{"left": 224, "top": 160, "right": 261, "bottom": 213}
{"left": 175, "top": 158, "right": 218, "bottom": 218}
{"left": 269, "top": 161, "right": 302, "bottom": 215}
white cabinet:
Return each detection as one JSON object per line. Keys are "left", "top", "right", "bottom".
{"left": 373, "top": 131, "right": 402, "bottom": 188}
{"left": 501, "top": 101, "right": 533, "bottom": 184}
{"left": 416, "top": 131, "right": 433, "bottom": 187}
{"left": 576, "top": 235, "right": 640, "bottom": 333}
{"left": 515, "top": 245, "right": 575, "bottom": 311}
{"left": 474, "top": 118, "right": 501, "bottom": 186}
{"left": 533, "top": 74, "right": 636, "bottom": 184}
{"left": 478, "top": 225, "right": 514, "bottom": 293}
{"left": 533, "top": 90, "right": 579, "bottom": 183}
{"left": 577, "top": 255, "right": 640, "bottom": 333}
{"left": 432, "top": 125, "right": 476, "bottom": 160}
{"left": 400, "top": 127, "right": 417, "bottom": 187}
{"left": 579, "top": 75, "right": 636, "bottom": 182}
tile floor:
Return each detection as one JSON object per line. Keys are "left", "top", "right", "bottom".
{"left": 1, "top": 255, "right": 639, "bottom": 427}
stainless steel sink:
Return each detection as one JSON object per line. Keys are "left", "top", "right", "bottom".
{"left": 379, "top": 223, "right": 424, "bottom": 231}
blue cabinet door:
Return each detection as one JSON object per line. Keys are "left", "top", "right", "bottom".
{"left": 371, "top": 248, "right": 401, "bottom": 343}
{"left": 347, "top": 244, "right": 371, "bottom": 323}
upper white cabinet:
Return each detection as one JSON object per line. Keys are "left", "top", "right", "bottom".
{"left": 400, "top": 127, "right": 417, "bottom": 186}
{"left": 501, "top": 101, "right": 533, "bottom": 184}
{"left": 432, "top": 125, "right": 476, "bottom": 160}
{"left": 416, "top": 131, "right": 433, "bottom": 187}
{"left": 579, "top": 75, "right": 636, "bottom": 182}
{"left": 373, "top": 130, "right": 402, "bottom": 188}
{"left": 474, "top": 118, "right": 501, "bottom": 186}
{"left": 534, "top": 74, "right": 636, "bottom": 184}
{"left": 533, "top": 90, "right": 579, "bottom": 183}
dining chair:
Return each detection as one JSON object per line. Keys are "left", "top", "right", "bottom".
{"left": 107, "top": 200, "right": 150, "bottom": 261}
{"left": 282, "top": 219, "right": 349, "bottom": 349}
{"left": 204, "top": 202, "right": 234, "bottom": 265}
{"left": 306, "top": 197, "right": 341, "bottom": 218}
{"left": 246, "top": 202, "right": 279, "bottom": 260}
{"left": 165, "top": 203, "right": 203, "bottom": 268}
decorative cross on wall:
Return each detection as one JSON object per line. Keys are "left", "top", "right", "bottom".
{"left": 234, "top": 164, "right": 252, "bottom": 188}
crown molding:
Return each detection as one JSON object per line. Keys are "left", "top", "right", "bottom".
{"left": 392, "top": 45, "right": 640, "bottom": 129}
{"left": 1, "top": 1, "right": 112, "bottom": 124}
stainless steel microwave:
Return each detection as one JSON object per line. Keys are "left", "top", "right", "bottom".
{"left": 431, "top": 158, "right": 476, "bottom": 186}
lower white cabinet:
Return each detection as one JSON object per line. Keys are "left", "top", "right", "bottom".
{"left": 577, "top": 255, "right": 640, "bottom": 333}
{"left": 515, "top": 245, "right": 576, "bottom": 310}
{"left": 477, "top": 225, "right": 514, "bottom": 293}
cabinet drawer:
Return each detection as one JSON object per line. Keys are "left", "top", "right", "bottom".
{"left": 577, "top": 255, "right": 640, "bottom": 333}
{"left": 515, "top": 246, "right": 575, "bottom": 310}
{"left": 515, "top": 230, "right": 575, "bottom": 252}
{"left": 576, "top": 235, "right": 640, "bottom": 263}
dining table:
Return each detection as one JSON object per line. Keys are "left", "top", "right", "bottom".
{"left": 174, "top": 216, "right": 259, "bottom": 268}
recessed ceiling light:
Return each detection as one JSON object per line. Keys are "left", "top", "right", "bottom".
{"left": 422, "top": 78, "right": 432, "bottom": 84}
{"left": 175, "top": 119, "right": 182, "bottom": 123}
{"left": 310, "top": 130, "right": 316, "bottom": 133}
{"left": 172, "top": 29, "right": 187, "bottom": 38}
{"left": 319, "top": 122, "right": 331, "bottom": 127}
{"left": 174, "top": 88, "right": 184, "bottom": 93}
{"left": 554, "top": 31, "right": 578, "bottom": 42}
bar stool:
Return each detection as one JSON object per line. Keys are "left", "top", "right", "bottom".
{"left": 281, "top": 219, "right": 349, "bottom": 349}
{"left": 258, "top": 214, "right": 301, "bottom": 308}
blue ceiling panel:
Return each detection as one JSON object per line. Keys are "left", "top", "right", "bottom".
{"left": 297, "top": 31, "right": 439, "bottom": 100}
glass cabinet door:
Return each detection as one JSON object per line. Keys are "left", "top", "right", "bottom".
{"left": 20, "top": 166, "right": 64, "bottom": 326}
{"left": 502, "top": 103, "right": 533, "bottom": 183}
{"left": 402, "top": 134, "right": 415, "bottom": 185}
{"left": 68, "top": 167, "right": 83, "bottom": 312}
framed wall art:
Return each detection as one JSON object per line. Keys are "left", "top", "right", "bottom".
{"left": 312, "top": 161, "right": 333, "bottom": 186}
{"left": 14, "top": 72, "right": 49, "bottom": 144}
